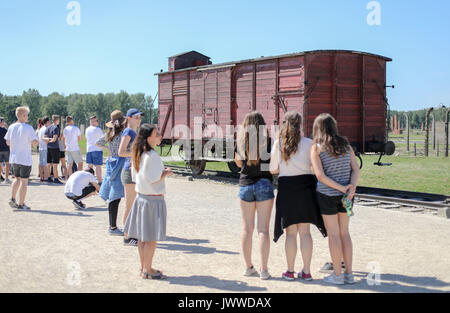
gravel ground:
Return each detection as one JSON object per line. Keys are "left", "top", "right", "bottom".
{"left": 0, "top": 156, "right": 449, "bottom": 293}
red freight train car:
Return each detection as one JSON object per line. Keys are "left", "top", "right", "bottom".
{"left": 157, "top": 50, "right": 395, "bottom": 174}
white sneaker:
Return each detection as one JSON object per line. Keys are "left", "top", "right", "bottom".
{"left": 243, "top": 266, "right": 258, "bottom": 277}
{"left": 260, "top": 269, "right": 271, "bottom": 280}
{"left": 344, "top": 272, "right": 355, "bottom": 284}
{"left": 323, "top": 273, "right": 345, "bottom": 285}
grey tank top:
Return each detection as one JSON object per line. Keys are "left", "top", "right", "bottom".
{"left": 316, "top": 149, "right": 351, "bottom": 196}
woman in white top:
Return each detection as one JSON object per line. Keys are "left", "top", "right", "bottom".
{"left": 270, "top": 111, "right": 326, "bottom": 281}
{"left": 123, "top": 124, "right": 173, "bottom": 280}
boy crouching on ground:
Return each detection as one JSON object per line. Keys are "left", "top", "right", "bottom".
{"left": 64, "top": 167, "right": 100, "bottom": 210}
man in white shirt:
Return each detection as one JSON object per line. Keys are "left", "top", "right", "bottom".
{"left": 64, "top": 167, "right": 100, "bottom": 210}
{"left": 63, "top": 116, "right": 83, "bottom": 177}
{"left": 85, "top": 115, "right": 104, "bottom": 182}
{"left": 38, "top": 116, "right": 51, "bottom": 182}
{"left": 4, "top": 106, "right": 39, "bottom": 210}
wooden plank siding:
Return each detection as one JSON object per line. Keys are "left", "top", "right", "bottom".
{"left": 158, "top": 50, "right": 391, "bottom": 153}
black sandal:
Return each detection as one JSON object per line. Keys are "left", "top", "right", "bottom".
{"left": 141, "top": 270, "right": 167, "bottom": 280}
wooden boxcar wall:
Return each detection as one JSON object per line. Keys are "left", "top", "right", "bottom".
{"left": 159, "top": 51, "right": 388, "bottom": 152}
{"left": 305, "top": 52, "right": 387, "bottom": 151}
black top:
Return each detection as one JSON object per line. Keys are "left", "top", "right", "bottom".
{"left": 236, "top": 141, "right": 273, "bottom": 187}
{"left": 45, "top": 125, "right": 60, "bottom": 149}
{"left": 0, "top": 127, "right": 9, "bottom": 152}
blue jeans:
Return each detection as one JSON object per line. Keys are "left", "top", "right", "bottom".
{"left": 238, "top": 178, "right": 274, "bottom": 202}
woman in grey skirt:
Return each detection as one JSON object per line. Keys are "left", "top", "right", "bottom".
{"left": 124, "top": 124, "right": 173, "bottom": 280}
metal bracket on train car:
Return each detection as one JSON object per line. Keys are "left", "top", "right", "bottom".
{"left": 271, "top": 95, "right": 287, "bottom": 113}
{"left": 304, "top": 76, "right": 320, "bottom": 103}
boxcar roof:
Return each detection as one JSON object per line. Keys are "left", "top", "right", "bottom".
{"left": 155, "top": 50, "right": 392, "bottom": 75}
{"left": 169, "top": 50, "right": 211, "bottom": 59}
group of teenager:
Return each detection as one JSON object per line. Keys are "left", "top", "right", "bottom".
{"left": 3, "top": 105, "right": 359, "bottom": 284}
{"left": 235, "top": 111, "right": 359, "bottom": 285}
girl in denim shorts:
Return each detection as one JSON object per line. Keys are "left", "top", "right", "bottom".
{"left": 235, "top": 111, "right": 274, "bottom": 280}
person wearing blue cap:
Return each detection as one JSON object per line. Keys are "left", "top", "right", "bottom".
{"left": 118, "top": 108, "right": 143, "bottom": 246}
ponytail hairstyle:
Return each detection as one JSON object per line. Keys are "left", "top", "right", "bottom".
{"left": 279, "top": 111, "right": 302, "bottom": 164}
{"left": 237, "top": 111, "right": 268, "bottom": 166}
{"left": 106, "top": 120, "right": 126, "bottom": 142}
{"left": 131, "top": 124, "right": 157, "bottom": 172}
{"left": 312, "top": 113, "right": 350, "bottom": 157}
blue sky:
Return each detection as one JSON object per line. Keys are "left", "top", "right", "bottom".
{"left": 0, "top": 0, "right": 449, "bottom": 111}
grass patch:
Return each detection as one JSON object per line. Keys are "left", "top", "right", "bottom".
{"left": 78, "top": 138, "right": 449, "bottom": 195}
{"left": 79, "top": 136, "right": 110, "bottom": 157}
{"left": 163, "top": 148, "right": 450, "bottom": 195}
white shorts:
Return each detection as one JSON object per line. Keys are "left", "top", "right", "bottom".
{"left": 66, "top": 150, "right": 83, "bottom": 164}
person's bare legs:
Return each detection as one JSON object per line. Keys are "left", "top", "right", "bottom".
{"left": 5, "top": 163, "right": 10, "bottom": 180}
{"left": 43, "top": 164, "right": 48, "bottom": 180}
{"left": 60, "top": 158, "right": 67, "bottom": 180}
{"left": 123, "top": 183, "right": 136, "bottom": 239}
{"left": 323, "top": 214, "right": 344, "bottom": 276}
{"left": 18, "top": 178, "right": 28, "bottom": 206}
{"left": 240, "top": 200, "right": 256, "bottom": 269}
{"left": 143, "top": 241, "right": 158, "bottom": 275}
{"left": 285, "top": 224, "right": 298, "bottom": 272}
{"left": 46, "top": 164, "right": 51, "bottom": 179}
{"left": 256, "top": 199, "right": 273, "bottom": 271}
{"left": 52, "top": 163, "right": 59, "bottom": 180}
{"left": 299, "top": 223, "right": 313, "bottom": 274}
{"left": 0, "top": 163, "right": 3, "bottom": 178}
{"left": 338, "top": 213, "right": 353, "bottom": 274}
{"left": 95, "top": 165, "right": 102, "bottom": 182}
{"left": 11, "top": 177, "right": 20, "bottom": 201}
{"left": 138, "top": 240, "right": 145, "bottom": 273}
{"left": 68, "top": 162, "right": 73, "bottom": 177}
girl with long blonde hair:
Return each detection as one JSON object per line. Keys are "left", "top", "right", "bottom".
{"left": 235, "top": 111, "right": 274, "bottom": 280}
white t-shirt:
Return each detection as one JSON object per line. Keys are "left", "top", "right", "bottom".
{"left": 64, "top": 171, "right": 97, "bottom": 196}
{"left": 4, "top": 122, "right": 38, "bottom": 166}
{"left": 63, "top": 125, "right": 81, "bottom": 151}
{"left": 38, "top": 126, "right": 47, "bottom": 151}
{"left": 269, "top": 137, "right": 314, "bottom": 177}
{"left": 85, "top": 126, "right": 103, "bottom": 153}
{"left": 132, "top": 150, "right": 166, "bottom": 195}
{"left": 5, "top": 122, "right": 38, "bottom": 166}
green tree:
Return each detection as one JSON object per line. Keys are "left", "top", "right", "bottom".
{"left": 21, "top": 89, "right": 42, "bottom": 127}
{"left": 41, "top": 92, "right": 68, "bottom": 120}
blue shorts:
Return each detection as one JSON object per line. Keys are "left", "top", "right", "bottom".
{"left": 39, "top": 149, "right": 47, "bottom": 166}
{"left": 238, "top": 178, "right": 274, "bottom": 202}
{"left": 86, "top": 151, "right": 103, "bottom": 166}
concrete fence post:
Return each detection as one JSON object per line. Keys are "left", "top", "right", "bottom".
{"left": 445, "top": 109, "right": 450, "bottom": 158}
{"left": 425, "top": 108, "right": 433, "bottom": 157}
{"left": 403, "top": 113, "right": 409, "bottom": 152}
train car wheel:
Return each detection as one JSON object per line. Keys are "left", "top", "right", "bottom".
{"left": 189, "top": 160, "right": 206, "bottom": 175}
{"left": 227, "top": 161, "right": 241, "bottom": 173}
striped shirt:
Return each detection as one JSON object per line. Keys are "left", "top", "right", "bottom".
{"left": 96, "top": 133, "right": 121, "bottom": 158}
{"left": 316, "top": 147, "right": 351, "bottom": 196}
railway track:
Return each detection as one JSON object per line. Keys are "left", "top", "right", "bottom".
{"left": 167, "top": 164, "right": 450, "bottom": 217}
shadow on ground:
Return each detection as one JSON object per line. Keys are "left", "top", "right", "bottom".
{"left": 294, "top": 271, "right": 450, "bottom": 293}
{"left": 157, "top": 236, "right": 239, "bottom": 255}
{"left": 12, "top": 209, "right": 93, "bottom": 217}
{"left": 166, "top": 275, "right": 267, "bottom": 292}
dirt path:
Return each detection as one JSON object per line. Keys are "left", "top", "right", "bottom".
{"left": 1, "top": 157, "right": 449, "bottom": 293}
